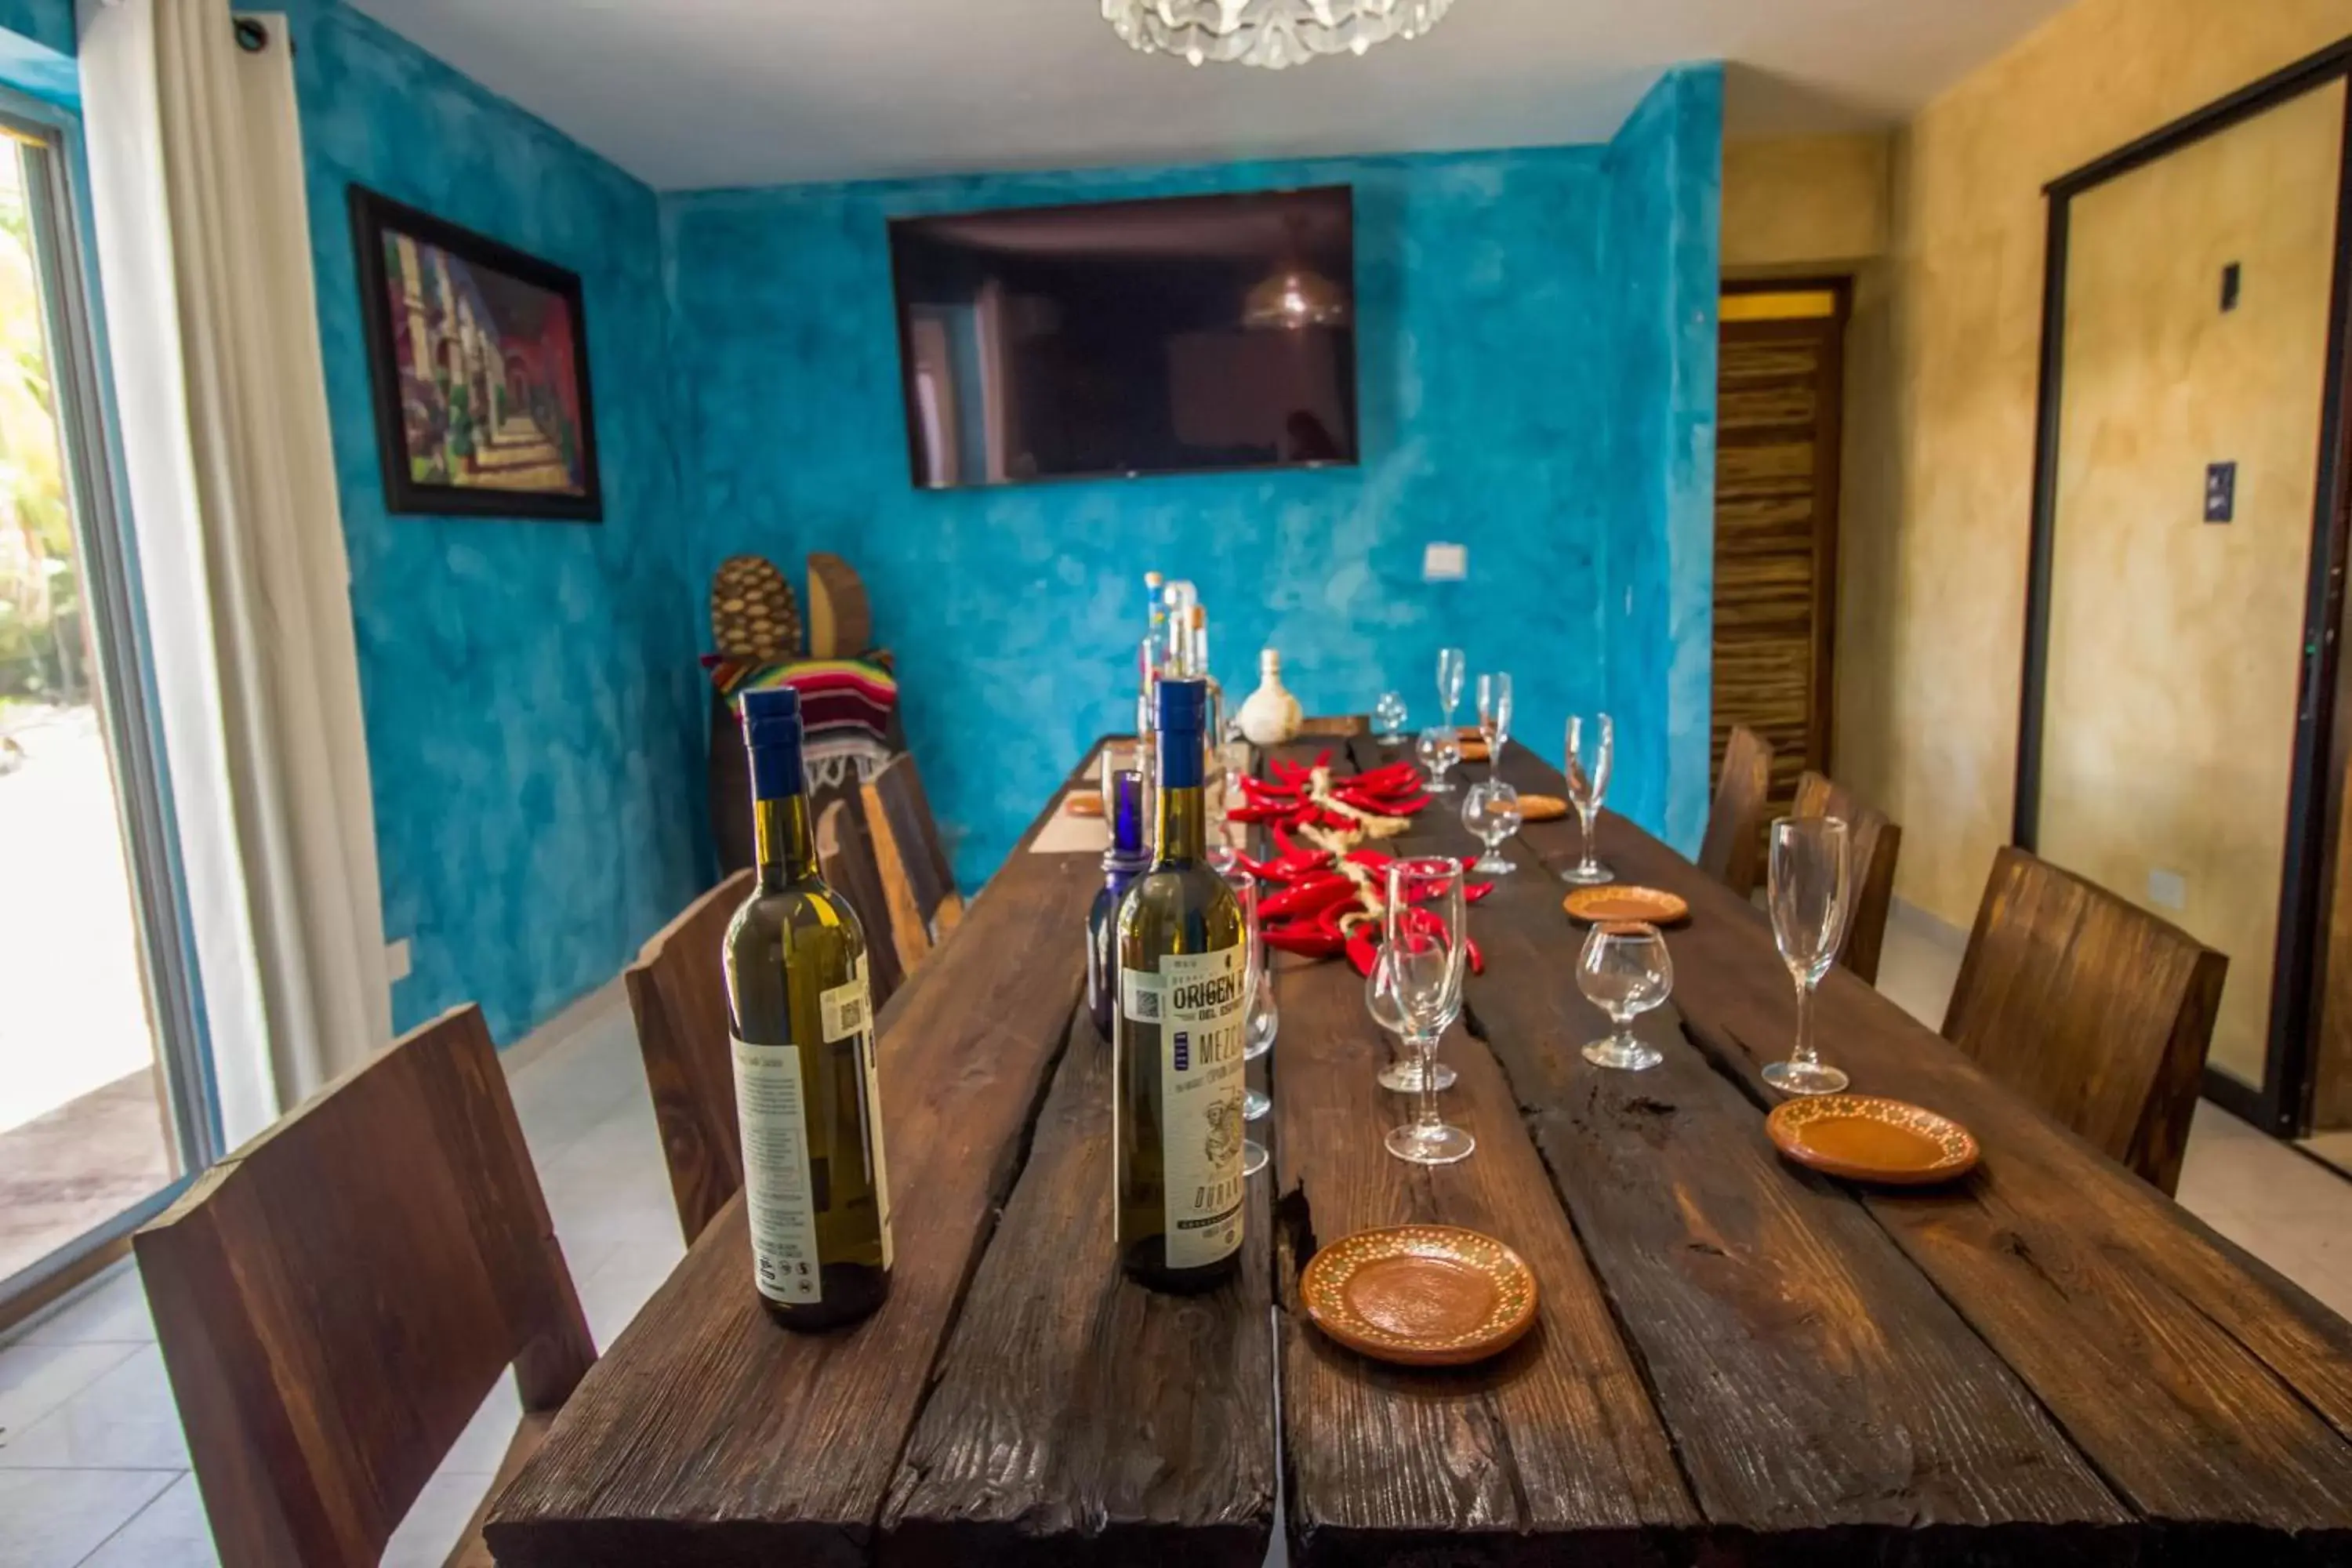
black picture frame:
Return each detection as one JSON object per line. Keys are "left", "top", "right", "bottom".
{"left": 348, "top": 185, "right": 604, "bottom": 522}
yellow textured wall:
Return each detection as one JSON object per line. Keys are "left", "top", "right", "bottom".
{"left": 1722, "top": 134, "right": 1891, "bottom": 272}
{"left": 1842, "top": 0, "right": 2352, "bottom": 930}
{"left": 2037, "top": 82, "right": 2343, "bottom": 1083}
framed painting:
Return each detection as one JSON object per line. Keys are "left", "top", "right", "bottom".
{"left": 349, "top": 187, "right": 603, "bottom": 521}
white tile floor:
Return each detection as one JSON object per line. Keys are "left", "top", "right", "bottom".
{"left": 5, "top": 931, "right": 2352, "bottom": 1566}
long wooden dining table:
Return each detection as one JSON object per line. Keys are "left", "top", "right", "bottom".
{"left": 485, "top": 728, "right": 2352, "bottom": 1566}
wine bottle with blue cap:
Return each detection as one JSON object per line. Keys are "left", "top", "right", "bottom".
{"left": 723, "top": 686, "right": 891, "bottom": 1330}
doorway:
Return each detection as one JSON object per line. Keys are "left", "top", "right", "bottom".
{"left": 2016, "top": 38, "right": 2352, "bottom": 1144}
{"left": 1711, "top": 283, "right": 1847, "bottom": 819}
{"left": 0, "top": 96, "right": 209, "bottom": 1312}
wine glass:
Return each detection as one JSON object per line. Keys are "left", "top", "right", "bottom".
{"left": 1461, "top": 779, "right": 1523, "bottom": 876}
{"left": 1384, "top": 858, "right": 1474, "bottom": 1166}
{"left": 1220, "top": 866, "right": 1273, "bottom": 1175}
{"left": 1436, "top": 648, "right": 1466, "bottom": 733}
{"left": 1373, "top": 690, "right": 1409, "bottom": 744}
{"left": 1577, "top": 921, "right": 1673, "bottom": 1070}
{"left": 1476, "top": 673, "right": 1512, "bottom": 780}
{"left": 1416, "top": 726, "right": 1463, "bottom": 794}
{"left": 1369, "top": 949, "right": 1457, "bottom": 1093}
{"left": 1765, "top": 816, "right": 1852, "bottom": 1096}
{"left": 1562, "top": 713, "right": 1614, "bottom": 886}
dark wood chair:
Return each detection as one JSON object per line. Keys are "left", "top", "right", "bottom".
{"left": 627, "top": 869, "right": 753, "bottom": 1244}
{"left": 1943, "top": 847, "right": 2227, "bottom": 1196}
{"left": 1791, "top": 769, "right": 1903, "bottom": 984}
{"left": 135, "top": 1006, "right": 593, "bottom": 1568}
{"left": 1697, "top": 724, "right": 1775, "bottom": 899}
{"left": 862, "top": 750, "right": 964, "bottom": 979}
{"left": 818, "top": 796, "right": 908, "bottom": 1008}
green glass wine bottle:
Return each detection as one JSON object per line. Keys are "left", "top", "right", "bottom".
{"left": 723, "top": 687, "right": 892, "bottom": 1330}
{"left": 1114, "top": 676, "right": 1248, "bottom": 1292}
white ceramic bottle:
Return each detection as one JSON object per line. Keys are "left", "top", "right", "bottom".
{"left": 1236, "top": 648, "right": 1304, "bottom": 747}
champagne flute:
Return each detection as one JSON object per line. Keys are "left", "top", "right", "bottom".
{"left": 1764, "top": 816, "right": 1852, "bottom": 1096}
{"left": 1577, "top": 921, "right": 1673, "bottom": 1070}
{"left": 1436, "top": 648, "right": 1466, "bottom": 733}
{"left": 1369, "top": 949, "right": 1457, "bottom": 1093}
{"left": 1220, "top": 867, "right": 1273, "bottom": 1175}
{"left": 1416, "top": 726, "right": 1463, "bottom": 794}
{"left": 1562, "top": 713, "right": 1614, "bottom": 886}
{"left": 1373, "top": 690, "right": 1409, "bottom": 744}
{"left": 1461, "top": 779, "right": 1523, "bottom": 876}
{"left": 1476, "top": 673, "right": 1512, "bottom": 781}
{"left": 1384, "top": 858, "right": 1474, "bottom": 1165}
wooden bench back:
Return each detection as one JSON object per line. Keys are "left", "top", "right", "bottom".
{"left": 1791, "top": 769, "right": 1903, "bottom": 984}
{"left": 136, "top": 1006, "right": 592, "bottom": 1568}
{"left": 817, "top": 797, "right": 907, "bottom": 1008}
{"left": 1698, "top": 724, "right": 1775, "bottom": 899}
{"left": 862, "top": 750, "right": 964, "bottom": 977}
{"left": 1944, "top": 847, "right": 2227, "bottom": 1195}
{"left": 626, "top": 869, "right": 754, "bottom": 1243}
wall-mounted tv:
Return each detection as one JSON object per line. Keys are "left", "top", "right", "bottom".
{"left": 888, "top": 186, "right": 1358, "bottom": 489}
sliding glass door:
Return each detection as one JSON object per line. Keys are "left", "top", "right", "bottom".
{"left": 0, "top": 93, "right": 210, "bottom": 1308}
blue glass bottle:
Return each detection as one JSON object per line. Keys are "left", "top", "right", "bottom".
{"left": 1087, "top": 768, "right": 1151, "bottom": 1039}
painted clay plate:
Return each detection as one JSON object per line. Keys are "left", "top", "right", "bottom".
{"left": 1563, "top": 885, "right": 1690, "bottom": 925}
{"left": 1062, "top": 792, "right": 1104, "bottom": 818}
{"left": 1516, "top": 793, "right": 1570, "bottom": 822}
{"left": 1766, "top": 1095, "right": 1980, "bottom": 1185}
{"left": 1301, "top": 1225, "right": 1537, "bottom": 1367}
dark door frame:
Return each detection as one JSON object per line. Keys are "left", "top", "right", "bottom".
{"left": 2013, "top": 35, "right": 2352, "bottom": 1135}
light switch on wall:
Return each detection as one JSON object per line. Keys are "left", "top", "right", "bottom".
{"left": 2147, "top": 869, "right": 2187, "bottom": 912}
{"left": 1422, "top": 542, "right": 1468, "bottom": 582}
{"left": 386, "top": 937, "right": 412, "bottom": 982}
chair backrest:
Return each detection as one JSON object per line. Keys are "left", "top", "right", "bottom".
{"left": 1791, "top": 769, "right": 1903, "bottom": 984}
{"left": 818, "top": 796, "right": 907, "bottom": 1009}
{"left": 1943, "top": 847, "right": 2227, "bottom": 1195}
{"left": 862, "top": 750, "right": 964, "bottom": 975}
{"left": 136, "top": 1006, "right": 592, "bottom": 1568}
{"left": 627, "top": 869, "right": 754, "bottom": 1243}
{"left": 1698, "top": 724, "right": 1775, "bottom": 899}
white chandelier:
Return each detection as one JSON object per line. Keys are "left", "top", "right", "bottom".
{"left": 1102, "top": 0, "right": 1455, "bottom": 70}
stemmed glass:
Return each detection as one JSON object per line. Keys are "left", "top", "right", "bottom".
{"left": 1577, "top": 921, "right": 1673, "bottom": 1070}
{"left": 1561, "top": 713, "right": 1615, "bottom": 886}
{"left": 1369, "top": 949, "right": 1457, "bottom": 1093}
{"left": 1415, "top": 726, "right": 1463, "bottom": 794}
{"left": 1765, "top": 817, "right": 1853, "bottom": 1096}
{"left": 1436, "top": 648, "right": 1466, "bottom": 735}
{"left": 1220, "top": 867, "right": 1274, "bottom": 1175}
{"left": 1384, "top": 858, "right": 1475, "bottom": 1166}
{"left": 1461, "top": 779, "right": 1523, "bottom": 876}
{"left": 1373, "top": 691, "right": 1409, "bottom": 744}
{"left": 1476, "top": 673, "right": 1512, "bottom": 780}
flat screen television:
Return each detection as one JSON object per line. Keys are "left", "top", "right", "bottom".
{"left": 888, "top": 187, "right": 1358, "bottom": 488}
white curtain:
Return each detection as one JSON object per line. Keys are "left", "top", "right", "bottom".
{"left": 79, "top": 1, "right": 390, "bottom": 1143}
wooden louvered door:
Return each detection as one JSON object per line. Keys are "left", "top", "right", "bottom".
{"left": 1712, "top": 288, "right": 1846, "bottom": 820}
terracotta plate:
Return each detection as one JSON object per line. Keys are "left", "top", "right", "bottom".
{"left": 1062, "top": 792, "right": 1104, "bottom": 818}
{"left": 1516, "top": 793, "right": 1569, "bottom": 822}
{"left": 1301, "top": 1225, "right": 1537, "bottom": 1367}
{"left": 1767, "top": 1095, "right": 1980, "bottom": 1185}
{"left": 1457, "top": 739, "right": 1490, "bottom": 762}
{"left": 1563, "top": 885, "right": 1690, "bottom": 925}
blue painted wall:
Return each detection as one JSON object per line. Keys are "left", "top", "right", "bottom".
{"left": 0, "top": 0, "right": 76, "bottom": 107}
{"left": 0, "top": 0, "right": 71, "bottom": 57}
{"left": 281, "top": 0, "right": 706, "bottom": 1043}
{"left": 665, "top": 66, "right": 1722, "bottom": 889}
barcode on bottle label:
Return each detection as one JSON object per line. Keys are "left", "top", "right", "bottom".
{"left": 1121, "top": 968, "right": 1164, "bottom": 1022}
{"left": 731, "top": 1036, "right": 822, "bottom": 1305}
{"left": 822, "top": 975, "right": 870, "bottom": 1043}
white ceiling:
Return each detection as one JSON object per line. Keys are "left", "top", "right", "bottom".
{"left": 343, "top": 0, "right": 2076, "bottom": 191}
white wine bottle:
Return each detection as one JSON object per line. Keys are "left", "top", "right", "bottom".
{"left": 1114, "top": 677, "right": 1248, "bottom": 1292}
{"left": 723, "top": 687, "right": 891, "bottom": 1330}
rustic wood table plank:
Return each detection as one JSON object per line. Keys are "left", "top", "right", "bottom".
{"left": 1268, "top": 739, "right": 1700, "bottom": 1567}
{"left": 880, "top": 1004, "right": 1276, "bottom": 1568}
{"left": 1489, "top": 744, "right": 2352, "bottom": 1552}
{"left": 485, "top": 762, "right": 1102, "bottom": 1568}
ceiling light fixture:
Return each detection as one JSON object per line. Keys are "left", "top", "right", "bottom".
{"left": 1102, "top": 0, "right": 1455, "bottom": 71}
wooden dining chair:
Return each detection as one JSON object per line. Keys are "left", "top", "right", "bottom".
{"left": 818, "top": 795, "right": 909, "bottom": 1008}
{"left": 1697, "top": 724, "right": 1775, "bottom": 898}
{"left": 1943, "top": 847, "right": 2227, "bottom": 1196}
{"left": 627, "top": 869, "right": 753, "bottom": 1243}
{"left": 1791, "top": 769, "right": 1903, "bottom": 984}
{"left": 135, "top": 1005, "right": 594, "bottom": 1568}
{"left": 862, "top": 750, "right": 964, "bottom": 977}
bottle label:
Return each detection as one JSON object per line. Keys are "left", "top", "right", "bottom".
{"left": 1155, "top": 947, "right": 1248, "bottom": 1269}
{"left": 731, "top": 1036, "right": 823, "bottom": 1305}
{"left": 840, "top": 956, "right": 893, "bottom": 1270}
